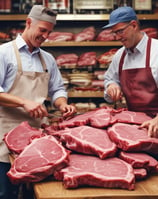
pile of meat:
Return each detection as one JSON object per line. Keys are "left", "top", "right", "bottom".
{"left": 56, "top": 49, "right": 118, "bottom": 68}
{"left": 3, "top": 107, "right": 158, "bottom": 190}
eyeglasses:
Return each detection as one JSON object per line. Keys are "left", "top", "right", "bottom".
{"left": 112, "top": 23, "right": 131, "bottom": 36}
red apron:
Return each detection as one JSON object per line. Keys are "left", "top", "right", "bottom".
{"left": 119, "top": 37, "right": 158, "bottom": 117}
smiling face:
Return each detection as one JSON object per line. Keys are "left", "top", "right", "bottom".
{"left": 22, "top": 18, "right": 54, "bottom": 52}
{"left": 111, "top": 20, "right": 143, "bottom": 50}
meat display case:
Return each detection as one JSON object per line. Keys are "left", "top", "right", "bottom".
{"left": 0, "top": 13, "right": 158, "bottom": 109}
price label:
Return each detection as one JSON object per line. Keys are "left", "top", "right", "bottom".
{"left": 133, "top": 0, "right": 152, "bottom": 10}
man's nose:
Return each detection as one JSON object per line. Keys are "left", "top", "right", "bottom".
{"left": 43, "top": 32, "right": 49, "bottom": 39}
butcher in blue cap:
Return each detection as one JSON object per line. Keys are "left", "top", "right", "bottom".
{"left": 103, "top": 6, "right": 158, "bottom": 138}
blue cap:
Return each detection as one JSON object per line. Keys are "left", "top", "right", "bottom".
{"left": 103, "top": 6, "right": 137, "bottom": 29}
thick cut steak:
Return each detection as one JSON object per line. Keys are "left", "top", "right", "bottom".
{"left": 119, "top": 151, "right": 158, "bottom": 172}
{"left": 7, "top": 135, "right": 69, "bottom": 184}
{"left": 88, "top": 108, "right": 112, "bottom": 128}
{"left": 56, "top": 126, "right": 117, "bottom": 159}
{"left": 108, "top": 123, "right": 158, "bottom": 155}
{"left": 55, "top": 107, "right": 151, "bottom": 130}
{"left": 77, "top": 52, "right": 97, "bottom": 66}
{"left": 74, "top": 26, "right": 96, "bottom": 42}
{"left": 56, "top": 53, "right": 78, "bottom": 67}
{"left": 110, "top": 108, "right": 152, "bottom": 125}
{"left": 134, "top": 168, "right": 147, "bottom": 180}
{"left": 54, "top": 154, "right": 135, "bottom": 190}
{"left": 57, "top": 107, "right": 112, "bottom": 130}
{"left": 4, "top": 121, "right": 44, "bottom": 154}
{"left": 48, "top": 31, "right": 74, "bottom": 41}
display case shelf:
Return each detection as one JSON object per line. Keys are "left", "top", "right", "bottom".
{"left": 0, "top": 13, "right": 158, "bottom": 21}
{"left": 42, "top": 41, "right": 122, "bottom": 47}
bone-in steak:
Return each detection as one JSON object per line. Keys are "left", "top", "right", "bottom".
{"left": 107, "top": 123, "right": 158, "bottom": 156}
{"left": 7, "top": 135, "right": 69, "bottom": 184}
{"left": 119, "top": 151, "right": 158, "bottom": 172}
{"left": 54, "top": 154, "right": 135, "bottom": 190}
{"left": 57, "top": 107, "right": 112, "bottom": 130}
{"left": 56, "top": 125, "right": 117, "bottom": 159}
{"left": 4, "top": 121, "right": 44, "bottom": 154}
{"left": 110, "top": 109, "right": 152, "bottom": 125}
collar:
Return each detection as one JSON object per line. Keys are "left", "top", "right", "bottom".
{"left": 15, "top": 34, "right": 40, "bottom": 54}
{"left": 126, "top": 33, "right": 148, "bottom": 54}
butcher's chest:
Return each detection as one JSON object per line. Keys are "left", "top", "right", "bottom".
{"left": 33, "top": 174, "right": 158, "bottom": 199}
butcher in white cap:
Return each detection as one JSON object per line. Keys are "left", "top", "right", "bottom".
{"left": 103, "top": 6, "right": 158, "bottom": 139}
{"left": 0, "top": 4, "right": 76, "bottom": 199}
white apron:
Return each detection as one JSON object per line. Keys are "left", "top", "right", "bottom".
{"left": 0, "top": 41, "right": 50, "bottom": 162}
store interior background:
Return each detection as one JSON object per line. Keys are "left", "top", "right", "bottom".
{"left": 0, "top": 0, "right": 157, "bottom": 114}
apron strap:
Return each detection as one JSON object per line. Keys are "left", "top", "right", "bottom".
{"left": 12, "top": 40, "right": 22, "bottom": 71}
{"left": 119, "top": 49, "right": 126, "bottom": 77}
{"left": 12, "top": 40, "right": 47, "bottom": 72}
{"left": 38, "top": 52, "right": 48, "bottom": 72}
{"left": 145, "top": 37, "right": 151, "bottom": 68}
{"left": 119, "top": 37, "right": 151, "bottom": 77}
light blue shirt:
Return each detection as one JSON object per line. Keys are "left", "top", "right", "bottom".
{"left": 0, "top": 34, "right": 67, "bottom": 104}
{"left": 104, "top": 33, "right": 158, "bottom": 103}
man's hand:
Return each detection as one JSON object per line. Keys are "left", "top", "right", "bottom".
{"left": 59, "top": 104, "right": 76, "bottom": 119}
{"left": 23, "top": 99, "right": 48, "bottom": 119}
{"left": 140, "top": 116, "right": 158, "bottom": 138}
{"left": 0, "top": 92, "right": 48, "bottom": 119}
{"left": 106, "top": 83, "right": 122, "bottom": 101}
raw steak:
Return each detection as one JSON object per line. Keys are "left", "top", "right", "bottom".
{"left": 88, "top": 107, "right": 112, "bottom": 128}
{"left": 47, "top": 31, "right": 74, "bottom": 41}
{"left": 55, "top": 107, "right": 151, "bottom": 130}
{"left": 97, "top": 49, "right": 118, "bottom": 65}
{"left": 56, "top": 53, "right": 78, "bottom": 67}
{"left": 119, "top": 151, "right": 158, "bottom": 172}
{"left": 54, "top": 154, "right": 135, "bottom": 190}
{"left": 77, "top": 52, "right": 97, "bottom": 66}
{"left": 110, "top": 109, "right": 152, "bottom": 125}
{"left": 96, "top": 29, "right": 116, "bottom": 41}
{"left": 57, "top": 111, "right": 92, "bottom": 129}
{"left": 57, "top": 107, "right": 112, "bottom": 130}
{"left": 4, "top": 121, "right": 44, "bottom": 154}
{"left": 108, "top": 123, "right": 158, "bottom": 155}
{"left": 7, "top": 135, "right": 69, "bottom": 184}
{"left": 134, "top": 168, "right": 147, "bottom": 180}
{"left": 74, "top": 26, "right": 96, "bottom": 42}
{"left": 56, "top": 126, "right": 117, "bottom": 159}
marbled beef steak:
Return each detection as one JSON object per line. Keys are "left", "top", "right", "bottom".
{"left": 7, "top": 135, "right": 69, "bottom": 184}
{"left": 108, "top": 123, "right": 158, "bottom": 155}
{"left": 4, "top": 121, "right": 44, "bottom": 154}
{"left": 56, "top": 125, "right": 117, "bottom": 159}
{"left": 54, "top": 154, "right": 135, "bottom": 190}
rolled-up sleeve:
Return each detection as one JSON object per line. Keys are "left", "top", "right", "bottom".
{"left": 41, "top": 51, "right": 67, "bottom": 104}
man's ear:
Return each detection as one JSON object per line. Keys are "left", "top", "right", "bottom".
{"left": 26, "top": 18, "right": 32, "bottom": 28}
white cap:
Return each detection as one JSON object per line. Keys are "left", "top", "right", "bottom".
{"left": 28, "top": 5, "right": 57, "bottom": 24}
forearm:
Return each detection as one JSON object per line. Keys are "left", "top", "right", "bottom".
{"left": 53, "top": 97, "right": 67, "bottom": 110}
{"left": 0, "top": 92, "right": 48, "bottom": 119}
{"left": 0, "top": 92, "right": 24, "bottom": 107}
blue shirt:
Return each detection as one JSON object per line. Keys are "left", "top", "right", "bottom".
{"left": 0, "top": 34, "right": 67, "bottom": 104}
{"left": 104, "top": 33, "right": 158, "bottom": 103}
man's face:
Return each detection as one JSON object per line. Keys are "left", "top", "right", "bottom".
{"left": 112, "top": 22, "right": 136, "bottom": 49}
{"left": 28, "top": 20, "right": 54, "bottom": 48}
{"left": 112, "top": 20, "right": 140, "bottom": 49}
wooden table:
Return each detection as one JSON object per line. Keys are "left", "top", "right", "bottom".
{"left": 33, "top": 174, "right": 158, "bottom": 199}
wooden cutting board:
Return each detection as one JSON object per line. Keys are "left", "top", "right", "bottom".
{"left": 33, "top": 174, "right": 158, "bottom": 199}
